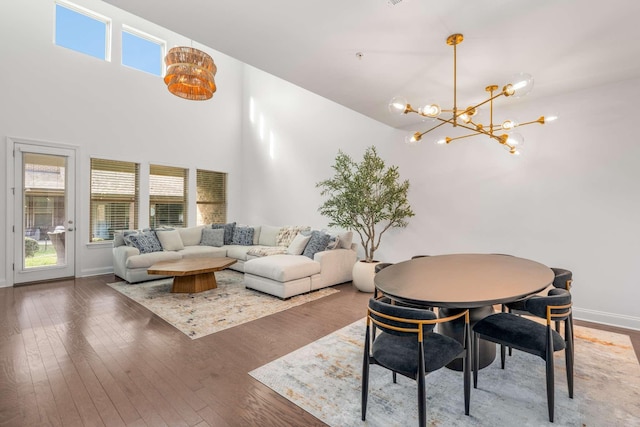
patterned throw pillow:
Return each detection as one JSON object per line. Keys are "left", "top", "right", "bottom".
{"left": 246, "top": 246, "right": 288, "bottom": 257}
{"left": 126, "top": 231, "right": 163, "bottom": 254}
{"left": 211, "top": 222, "right": 236, "bottom": 245}
{"left": 276, "top": 225, "right": 311, "bottom": 247}
{"left": 231, "top": 226, "right": 254, "bottom": 246}
{"left": 200, "top": 228, "right": 225, "bottom": 247}
{"left": 302, "top": 230, "right": 331, "bottom": 259}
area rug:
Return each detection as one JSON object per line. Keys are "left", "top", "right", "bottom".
{"left": 107, "top": 270, "right": 338, "bottom": 339}
{"left": 249, "top": 319, "right": 640, "bottom": 426}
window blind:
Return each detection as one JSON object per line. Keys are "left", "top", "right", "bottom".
{"left": 196, "top": 169, "right": 227, "bottom": 225}
{"left": 90, "top": 158, "right": 139, "bottom": 241}
{"left": 150, "top": 164, "right": 188, "bottom": 228}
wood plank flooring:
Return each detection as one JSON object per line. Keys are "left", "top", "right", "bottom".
{"left": 1, "top": 275, "right": 638, "bottom": 426}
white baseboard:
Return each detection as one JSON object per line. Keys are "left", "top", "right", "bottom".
{"left": 79, "top": 266, "right": 114, "bottom": 277}
{"left": 0, "top": 279, "right": 8, "bottom": 288}
{"left": 573, "top": 307, "right": 640, "bottom": 331}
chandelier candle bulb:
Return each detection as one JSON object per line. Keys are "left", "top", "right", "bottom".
{"left": 390, "top": 33, "right": 553, "bottom": 155}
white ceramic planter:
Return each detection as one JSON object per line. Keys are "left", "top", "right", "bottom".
{"left": 352, "top": 260, "right": 381, "bottom": 293}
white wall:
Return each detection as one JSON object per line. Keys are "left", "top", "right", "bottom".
{"left": 2, "top": 0, "right": 638, "bottom": 330}
{"left": 0, "top": 0, "right": 244, "bottom": 283}
{"left": 241, "top": 66, "right": 640, "bottom": 330}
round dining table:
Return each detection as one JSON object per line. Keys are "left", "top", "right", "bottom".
{"left": 374, "top": 253, "right": 554, "bottom": 370}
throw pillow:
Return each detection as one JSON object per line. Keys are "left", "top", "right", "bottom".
{"left": 127, "top": 231, "right": 163, "bottom": 254}
{"left": 286, "top": 233, "right": 312, "bottom": 255}
{"left": 200, "top": 228, "right": 225, "bottom": 247}
{"left": 258, "top": 225, "right": 281, "bottom": 246}
{"left": 211, "top": 222, "right": 236, "bottom": 245}
{"left": 156, "top": 229, "right": 185, "bottom": 251}
{"left": 122, "top": 230, "right": 142, "bottom": 247}
{"left": 302, "top": 230, "right": 331, "bottom": 259}
{"left": 326, "top": 235, "right": 340, "bottom": 250}
{"left": 251, "top": 225, "right": 262, "bottom": 245}
{"left": 231, "top": 226, "right": 255, "bottom": 246}
{"left": 276, "top": 225, "right": 311, "bottom": 247}
{"left": 178, "top": 225, "right": 204, "bottom": 246}
{"left": 337, "top": 231, "right": 354, "bottom": 249}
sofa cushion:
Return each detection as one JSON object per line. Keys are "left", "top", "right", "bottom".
{"left": 126, "top": 250, "right": 181, "bottom": 269}
{"left": 244, "top": 254, "right": 321, "bottom": 282}
{"left": 179, "top": 246, "right": 227, "bottom": 258}
{"left": 200, "top": 228, "right": 225, "bottom": 247}
{"left": 212, "top": 222, "right": 236, "bottom": 245}
{"left": 226, "top": 245, "right": 253, "bottom": 261}
{"left": 303, "top": 230, "right": 331, "bottom": 259}
{"left": 178, "top": 225, "right": 205, "bottom": 246}
{"left": 231, "top": 226, "right": 254, "bottom": 246}
{"left": 276, "top": 225, "right": 311, "bottom": 247}
{"left": 156, "top": 229, "right": 185, "bottom": 251}
{"left": 287, "top": 233, "right": 312, "bottom": 255}
{"left": 259, "top": 225, "right": 281, "bottom": 246}
{"left": 126, "top": 231, "right": 163, "bottom": 254}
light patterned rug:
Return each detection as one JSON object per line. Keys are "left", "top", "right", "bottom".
{"left": 250, "top": 319, "right": 640, "bottom": 426}
{"left": 107, "top": 270, "right": 338, "bottom": 339}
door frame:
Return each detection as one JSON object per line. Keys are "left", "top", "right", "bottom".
{"left": 5, "top": 137, "right": 79, "bottom": 286}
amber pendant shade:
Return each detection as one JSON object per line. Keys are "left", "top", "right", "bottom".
{"left": 164, "top": 47, "right": 217, "bottom": 101}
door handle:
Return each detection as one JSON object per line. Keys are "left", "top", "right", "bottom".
{"left": 68, "top": 228, "right": 74, "bottom": 232}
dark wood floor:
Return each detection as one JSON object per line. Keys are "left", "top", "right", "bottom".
{"left": 1, "top": 275, "right": 638, "bottom": 427}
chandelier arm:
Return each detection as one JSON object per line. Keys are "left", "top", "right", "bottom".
{"left": 516, "top": 116, "right": 546, "bottom": 126}
{"left": 454, "top": 121, "right": 492, "bottom": 136}
{"left": 465, "top": 92, "right": 506, "bottom": 113}
{"left": 416, "top": 118, "right": 452, "bottom": 137}
{"left": 445, "top": 132, "right": 493, "bottom": 143}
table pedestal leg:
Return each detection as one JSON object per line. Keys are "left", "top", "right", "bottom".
{"left": 439, "top": 306, "right": 495, "bottom": 371}
{"left": 171, "top": 272, "right": 217, "bottom": 293}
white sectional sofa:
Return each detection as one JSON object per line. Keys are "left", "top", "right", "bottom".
{"left": 112, "top": 223, "right": 357, "bottom": 298}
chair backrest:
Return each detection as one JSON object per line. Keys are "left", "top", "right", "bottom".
{"left": 551, "top": 267, "right": 573, "bottom": 290}
{"left": 374, "top": 263, "right": 393, "bottom": 274}
{"left": 368, "top": 298, "right": 437, "bottom": 339}
{"left": 524, "top": 288, "right": 572, "bottom": 323}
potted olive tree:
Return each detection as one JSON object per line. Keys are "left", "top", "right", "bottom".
{"left": 316, "top": 146, "right": 415, "bottom": 292}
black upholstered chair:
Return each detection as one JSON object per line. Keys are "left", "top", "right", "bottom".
{"left": 473, "top": 289, "right": 573, "bottom": 423}
{"left": 362, "top": 297, "right": 470, "bottom": 427}
{"left": 505, "top": 268, "right": 574, "bottom": 354}
{"left": 373, "top": 263, "right": 393, "bottom": 298}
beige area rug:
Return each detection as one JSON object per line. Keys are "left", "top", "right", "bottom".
{"left": 107, "top": 270, "right": 338, "bottom": 339}
{"left": 250, "top": 319, "right": 640, "bottom": 426}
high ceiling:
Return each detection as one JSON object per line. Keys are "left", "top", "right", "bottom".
{"left": 103, "top": 0, "right": 640, "bottom": 130}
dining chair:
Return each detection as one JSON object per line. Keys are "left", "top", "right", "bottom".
{"left": 505, "top": 268, "right": 574, "bottom": 354}
{"left": 374, "top": 263, "right": 393, "bottom": 298}
{"left": 362, "top": 297, "right": 471, "bottom": 427}
{"left": 472, "top": 288, "right": 573, "bottom": 423}
{"left": 411, "top": 254, "right": 431, "bottom": 259}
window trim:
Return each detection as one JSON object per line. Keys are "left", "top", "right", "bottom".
{"left": 121, "top": 24, "right": 167, "bottom": 76}
{"left": 54, "top": 0, "right": 112, "bottom": 62}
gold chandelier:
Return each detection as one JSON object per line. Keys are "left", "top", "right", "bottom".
{"left": 164, "top": 47, "right": 217, "bottom": 100}
{"left": 389, "top": 33, "right": 557, "bottom": 155}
